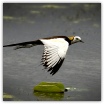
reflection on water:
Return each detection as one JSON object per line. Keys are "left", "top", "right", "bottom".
{"left": 34, "top": 91, "right": 64, "bottom": 101}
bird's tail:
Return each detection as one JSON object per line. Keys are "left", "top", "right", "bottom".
{"left": 3, "top": 40, "right": 43, "bottom": 50}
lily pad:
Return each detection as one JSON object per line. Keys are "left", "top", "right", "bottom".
{"left": 3, "top": 93, "right": 19, "bottom": 101}
{"left": 34, "top": 82, "right": 65, "bottom": 93}
{"left": 3, "top": 93, "right": 14, "bottom": 99}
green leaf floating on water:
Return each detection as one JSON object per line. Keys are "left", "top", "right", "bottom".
{"left": 3, "top": 93, "right": 14, "bottom": 99}
{"left": 34, "top": 82, "right": 65, "bottom": 93}
{"left": 3, "top": 93, "right": 20, "bottom": 101}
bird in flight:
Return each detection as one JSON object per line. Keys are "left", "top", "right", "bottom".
{"left": 3, "top": 36, "right": 84, "bottom": 75}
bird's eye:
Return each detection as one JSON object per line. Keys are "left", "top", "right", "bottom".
{"left": 76, "top": 38, "right": 79, "bottom": 40}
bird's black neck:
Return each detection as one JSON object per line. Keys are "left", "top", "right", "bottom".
{"left": 64, "top": 37, "right": 71, "bottom": 45}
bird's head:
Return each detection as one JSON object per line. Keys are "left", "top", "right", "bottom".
{"left": 68, "top": 36, "right": 84, "bottom": 44}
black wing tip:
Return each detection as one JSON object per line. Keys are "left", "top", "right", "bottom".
{"left": 50, "top": 72, "right": 56, "bottom": 76}
{"left": 49, "top": 69, "right": 58, "bottom": 76}
{"left": 47, "top": 68, "right": 56, "bottom": 75}
{"left": 44, "top": 58, "right": 65, "bottom": 76}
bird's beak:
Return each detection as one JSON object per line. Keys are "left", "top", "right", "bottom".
{"left": 80, "top": 40, "right": 84, "bottom": 43}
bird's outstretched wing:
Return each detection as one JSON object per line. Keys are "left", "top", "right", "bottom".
{"left": 41, "top": 38, "right": 69, "bottom": 75}
{"left": 3, "top": 37, "right": 69, "bottom": 75}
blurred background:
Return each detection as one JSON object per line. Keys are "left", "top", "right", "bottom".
{"left": 3, "top": 3, "right": 101, "bottom": 101}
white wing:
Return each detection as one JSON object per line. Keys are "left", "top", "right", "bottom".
{"left": 40, "top": 38, "right": 69, "bottom": 75}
